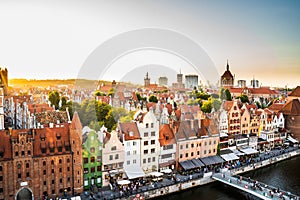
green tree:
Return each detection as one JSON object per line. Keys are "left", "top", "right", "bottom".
{"left": 89, "top": 120, "right": 101, "bottom": 132}
{"left": 48, "top": 90, "right": 60, "bottom": 110}
{"left": 108, "top": 88, "right": 115, "bottom": 97}
{"left": 211, "top": 98, "right": 221, "bottom": 111}
{"left": 201, "top": 100, "right": 212, "bottom": 113}
{"left": 111, "top": 107, "right": 128, "bottom": 122}
{"left": 220, "top": 88, "right": 226, "bottom": 100}
{"left": 237, "top": 94, "right": 249, "bottom": 103}
{"left": 225, "top": 89, "right": 232, "bottom": 101}
{"left": 94, "top": 90, "right": 106, "bottom": 96}
{"left": 149, "top": 95, "right": 158, "bottom": 103}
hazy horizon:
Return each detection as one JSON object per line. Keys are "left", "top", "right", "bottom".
{"left": 1, "top": 0, "right": 299, "bottom": 88}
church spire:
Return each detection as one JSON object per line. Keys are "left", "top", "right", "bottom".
{"left": 226, "top": 59, "right": 229, "bottom": 71}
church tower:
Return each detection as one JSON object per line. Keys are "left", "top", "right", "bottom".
{"left": 144, "top": 72, "right": 150, "bottom": 87}
{"left": 220, "top": 60, "right": 234, "bottom": 87}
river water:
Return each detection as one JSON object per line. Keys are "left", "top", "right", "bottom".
{"left": 162, "top": 156, "right": 300, "bottom": 200}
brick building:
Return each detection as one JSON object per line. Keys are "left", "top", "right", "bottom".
{"left": 0, "top": 112, "right": 83, "bottom": 200}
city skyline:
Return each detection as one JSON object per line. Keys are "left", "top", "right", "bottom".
{"left": 0, "top": 0, "right": 299, "bottom": 88}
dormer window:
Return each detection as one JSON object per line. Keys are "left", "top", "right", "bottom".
{"left": 165, "top": 135, "right": 169, "bottom": 141}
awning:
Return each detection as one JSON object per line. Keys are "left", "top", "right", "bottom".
{"left": 287, "top": 136, "right": 299, "bottom": 143}
{"left": 220, "top": 132, "right": 228, "bottom": 137}
{"left": 231, "top": 148, "right": 245, "bottom": 156}
{"left": 179, "top": 160, "right": 197, "bottom": 170}
{"left": 123, "top": 165, "right": 145, "bottom": 179}
{"left": 191, "top": 158, "right": 205, "bottom": 168}
{"left": 200, "top": 155, "right": 224, "bottom": 166}
{"left": 220, "top": 153, "right": 239, "bottom": 161}
{"left": 239, "top": 147, "right": 258, "bottom": 155}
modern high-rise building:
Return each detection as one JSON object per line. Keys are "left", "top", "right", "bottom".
{"left": 185, "top": 74, "right": 198, "bottom": 90}
{"left": 158, "top": 76, "right": 168, "bottom": 86}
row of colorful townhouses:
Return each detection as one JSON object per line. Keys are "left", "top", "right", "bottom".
{"left": 82, "top": 99, "right": 292, "bottom": 189}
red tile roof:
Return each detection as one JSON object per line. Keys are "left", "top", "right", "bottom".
{"left": 289, "top": 86, "right": 300, "bottom": 97}
{"left": 280, "top": 99, "right": 300, "bottom": 115}
{"left": 159, "top": 124, "right": 176, "bottom": 146}
{"left": 119, "top": 122, "right": 141, "bottom": 141}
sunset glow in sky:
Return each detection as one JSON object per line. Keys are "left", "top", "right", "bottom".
{"left": 0, "top": 0, "right": 299, "bottom": 87}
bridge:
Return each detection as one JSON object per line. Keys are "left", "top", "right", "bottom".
{"left": 212, "top": 173, "right": 299, "bottom": 200}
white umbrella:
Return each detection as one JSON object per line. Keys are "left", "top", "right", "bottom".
{"left": 161, "top": 169, "right": 172, "bottom": 174}
{"left": 117, "top": 180, "right": 131, "bottom": 185}
{"left": 149, "top": 171, "right": 164, "bottom": 177}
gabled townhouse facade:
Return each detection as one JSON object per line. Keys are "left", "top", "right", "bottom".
{"left": 101, "top": 130, "right": 124, "bottom": 187}
{"left": 135, "top": 109, "right": 160, "bottom": 173}
{"left": 240, "top": 104, "right": 251, "bottom": 135}
{"left": 118, "top": 121, "right": 142, "bottom": 176}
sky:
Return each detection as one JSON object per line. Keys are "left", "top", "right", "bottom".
{"left": 0, "top": 0, "right": 299, "bottom": 88}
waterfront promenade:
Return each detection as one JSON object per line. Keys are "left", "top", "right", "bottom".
{"left": 75, "top": 146, "right": 299, "bottom": 200}
{"left": 213, "top": 173, "right": 299, "bottom": 200}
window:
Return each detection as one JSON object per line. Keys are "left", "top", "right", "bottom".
{"left": 133, "top": 150, "right": 137, "bottom": 155}
{"left": 52, "top": 169, "right": 54, "bottom": 174}
{"left": 185, "top": 153, "right": 188, "bottom": 157}
{"left": 191, "top": 152, "right": 194, "bottom": 157}
{"left": 97, "top": 166, "right": 101, "bottom": 171}
{"left": 144, "top": 150, "right": 148, "bottom": 154}
{"left": 127, "top": 151, "right": 130, "bottom": 156}
{"left": 59, "top": 159, "right": 62, "bottom": 164}
{"left": 148, "top": 158, "right": 151, "bottom": 163}
{"left": 133, "top": 159, "right": 136, "bottom": 164}
{"left": 204, "top": 150, "right": 207, "bottom": 154}
{"left": 44, "top": 181, "right": 46, "bottom": 186}
{"left": 115, "top": 154, "right": 119, "bottom": 159}
{"left": 144, "top": 141, "right": 148, "bottom": 146}
{"left": 111, "top": 146, "right": 117, "bottom": 151}
{"left": 26, "top": 163, "right": 30, "bottom": 168}
{"left": 127, "top": 160, "right": 130, "bottom": 165}
{"left": 51, "top": 160, "right": 54, "bottom": 165}
{"left": 191, "top": 143, "right": 194, "bottom": 148}
{"left": 180, "top": 154, "right": 183, "bottom": 158}
{"left": 186, "top": 144, "right": 188, "bottom": 148}
{"left": 144, "top": 132, "right": 148, "bottom": 137}
{"left": 146, "top": 123, "right": 149, "bottom": 128}
{"left": 90, "top": 147, "right": 95, "bottom": 153}
{"left": 91, "top": 167, "right": 95, "bottom": 173}
{"left": 43, "top": 170, "right": 46, "bottom": 175}
{"left": 151, "top": 123, "right": 154, "bottom": 128}
{"left": 18, "top": 173, "right": 21, "bottom": 179}
{"left": 151, "top": 140, "right": 155, "bottom": 145}
{"left": 143, "top": 159, "right": 146, "bottom": 164}
{"left": 67, "top": 167, "right": 70, "bottom": 171}
{"left": 67, "top": 158, "right": 70, "bottom": 163}
{"left": 28, "top": 150, "right": 31, "bottom": 156}
{"left": 133, "top": 141, "right": 137, "bottom": 146}
{"left": 165, "top": 136, "right": 169, "bottom": 140}
{"left": 26, "top": 172, "right": 30, "bottom": 177}
{"left": 15, "top": 151, "right": 19, "bottom": 157}
{"left": 151, "top": 132, "right": 155, "bottom": 136}
{"left": 52, "top": 180, "right": 55, "bottom": 184}
{"left": 209, "top": 141, "right": 211, "bottom": 145}
{"left": 21, "top": 151, "right": 25, "bottom": 156}
{"left": 204, "top": 142, "right": 207, "bottom": 146}
{"left": 43, "top": 161, "right": 46, "bottom": 166}
{"left": 60, "top": 178, "right": 63, "bottom": 183}
{"left": 109, "top": 155, "right": 113, "bottom": 160}
{"left": 84, "top": 158, "right": 88, "bottom": 164}
{"left": 152, "top": 157, "right": 155, "bottom": 162}
{"left": 0, "top": 176, "right": 2, "bottom": 181}
{"left": 151, "top": 148, "right": 155, "bottom": 153}
{"left": 59, "top": 168, "right": 62, "bottom": 173}
{"left": 97, "top": 156, "right": 101, "bottom": 162}
{"left": 180, "top": 145, "right": 183, "bottom": 150}
{"left": 84, "top": 168, "right": 88, "bottom": 174}
{"left": 0, "top": 166, "right": 2, "bottom": 171}
{"left": 91, "top": 157, "right": 95, "bottom": 163}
